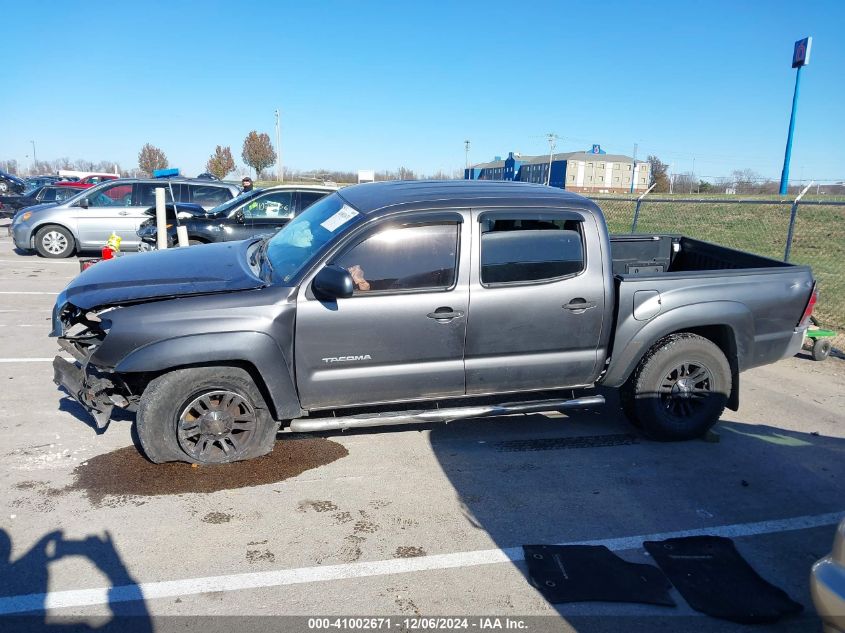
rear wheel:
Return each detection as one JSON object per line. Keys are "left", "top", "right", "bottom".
{"left": 623, "top": 333, "right": 730, "bottom": 441}
{"left": 136, "top": 366, "right": 280, "bottom": 464}
{"left": 35, "top": 225, "right": 75, "bottom": 258}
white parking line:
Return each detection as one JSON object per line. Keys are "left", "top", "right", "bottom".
{"left": 0, "top": 259, "right": 79, "bottom": 265}
{"left": 0, "top": 291, "right": 59, "bottom": 295}
{"left": 0, "top": 358, "right": 67, "bottom": 363}
{"left": 0, "top": 510, "right": 840, "bottom": 615}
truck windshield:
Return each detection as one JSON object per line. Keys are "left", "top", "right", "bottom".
{"left": 265, "top": 192, "right": 363, "bottom": 284}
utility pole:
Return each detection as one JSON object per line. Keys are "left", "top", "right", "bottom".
{"left": 546, "top": 133, "right": 557, "bottom": 186}
{"left": 275, "top": 109, "right": 283, "bottom": 183}
{"left": 668, "top": 164, "right": 675, "bottom": 194}
{"left": 780, "top": 37, "right": 812, "bottom": 196}
{"left": 691, "top": 157, "right": 696, "bottom": 194}
{"left": 30, "top": 140, "right": 37, "bottom": 171}
{"left": 629, "top": 143, "right": 638, "bottom": 193}
{"left": 464, "top": 140, "right": 470, "bottom": 177}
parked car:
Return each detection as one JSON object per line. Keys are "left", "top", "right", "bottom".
{"left": 54, "top": 174, "right": 119, "bottom": 188}
{"left": 11, "top": 178, "right": 239, "bottom": 257}
{"left": 812, "top": 518, "right": 845, "bottom": 633}
{"left": 50, "top": 181, "right": 817, "bottom": 465}
{"left": 0, "top": 184, "right": 84, "bottom": 214}
{"left": 0, "top": 169, "right": 27, "bottom": 194}
{"left": 137, "top": 185, "right": 336, "bottom": 248}
{"left": 24, "top": 175, "right": 64, "bottom": 189}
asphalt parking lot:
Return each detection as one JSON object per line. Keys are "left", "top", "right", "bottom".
{"left": 0, "top": 223, "right": 843, "bottom": 632}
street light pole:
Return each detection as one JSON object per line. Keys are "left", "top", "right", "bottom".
{"left": 546, "top": 133, "right": 556, "bottom": 186}
{"left": 464, "top": 140, "right": 470, "bottom": 178}
{"left": 629, "top": 142, "right": 638, "bottom": 193}
{"left": 274, "top": 110, "right": 282, "bottom": 183}
{"left": 30, "top": 140, "right": 37, "bottom": 171}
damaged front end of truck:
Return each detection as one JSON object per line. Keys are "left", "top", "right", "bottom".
{"left": 51, "top": 299, "right": 137, "bottom": 431}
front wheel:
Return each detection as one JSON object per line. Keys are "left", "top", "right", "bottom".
{"left": 622, "top": 333, "right": 730, "bottom": 441}
{"left": 136, "top": 366, "right": 280, "bottom": 464}
{"left": 35, "top": 225, "right": 75, "bottom": 258}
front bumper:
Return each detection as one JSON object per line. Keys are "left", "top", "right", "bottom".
{"left": 11, "top": 221, "right": 32, "bottom": 250}
{"left": 53, "top": 356, "right": 115, "bottom": 430}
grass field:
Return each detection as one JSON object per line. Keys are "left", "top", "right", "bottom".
{"left": 596, "top": 195, "right": 844, "bottom": 350}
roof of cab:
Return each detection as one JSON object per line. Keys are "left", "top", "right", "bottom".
{"left": 336, "top": 180, "right": 594, "bottom": 215}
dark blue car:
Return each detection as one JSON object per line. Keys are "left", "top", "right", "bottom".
{"left": 0, "top": 169, "right": 26, "bottom": 195}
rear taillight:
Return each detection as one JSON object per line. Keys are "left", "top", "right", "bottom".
{"left": 798, "top": 283, "right": 818, "bottom": 328}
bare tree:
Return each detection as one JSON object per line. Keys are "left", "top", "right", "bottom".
{"left": 138, "top": 144, "right": 168, "bottom": 176}
{"left": 241, "top": 131, "right": 276, "bottom": 179}
{"left": 673, "top": 172, "right": 697, "bottom": 194}
{"left": 206, "top": 146, "right": 236, "bottom": 179}
{"left": 0, "top": 159, "right": 20, "bottom": 175}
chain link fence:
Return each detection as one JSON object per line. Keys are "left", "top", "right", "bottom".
{"left": 589, "top": 195, "right": 845, "bottom": 352}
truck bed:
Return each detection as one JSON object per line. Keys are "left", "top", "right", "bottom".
{"left": 601, "top": 234, "right": 814, "bottom": 388}
{"left": 609, "top": 234, "right": 792, "bottom": 276}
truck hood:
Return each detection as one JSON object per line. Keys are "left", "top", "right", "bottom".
{"left": 61, "top": 240, "right": 265, "bottom": 310}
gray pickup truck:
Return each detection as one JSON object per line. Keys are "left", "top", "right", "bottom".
{"left": 51, "top": 181, "right": 817, "bottom": 465}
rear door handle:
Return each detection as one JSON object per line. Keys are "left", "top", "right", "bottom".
{"left": 427, "top": 307, "right": 465, "bottom": 321}
{"left": 563, "top": 299, "right": 597, "bottom": 311}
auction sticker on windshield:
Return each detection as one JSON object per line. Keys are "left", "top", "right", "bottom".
{"left": 320, "top": 205, "right": 359, "bottom": 232}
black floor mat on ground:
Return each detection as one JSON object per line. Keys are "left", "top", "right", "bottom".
{"left": 644, "top": 536, "right": 803, "bottom": 624}
{"left": 522, "top": 544, "right": 675, "bottom": 606}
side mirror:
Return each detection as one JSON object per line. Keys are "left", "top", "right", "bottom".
{"left": 79, "top": 198, "right": 90, "bottom": 209}
{"left": 235, "top": 209, "right": 245, "bottom": 224}
{"left": 313, "top": 265, "right": 354, "bottom": 300}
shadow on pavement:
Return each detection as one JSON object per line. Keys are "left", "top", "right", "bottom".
{"left": 426, "top": 390, "right": 843, "bottom": 632}
{"left": 0, "top": 528, "right": 151, "bottom": 631}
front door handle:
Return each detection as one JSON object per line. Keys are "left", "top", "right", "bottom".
{"left": 563, "top": 299, "right": 597, "bottom": 311}
{"left": 118, "top": 211, "right": 130, "bottom": 216}
{"left": 427, "top": 307, "right": 465, "bottom": 321}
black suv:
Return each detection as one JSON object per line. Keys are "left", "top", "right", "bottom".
{"left": 137, "top": 185, "right": 335, "bottom": 248}
{"left": 0, "top": 169, "right": 26, "bottom": 195}
{"left": 1, "top": 185, "right": 81, "bottom": 216}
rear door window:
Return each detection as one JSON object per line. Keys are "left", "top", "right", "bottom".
{"left": 136, "top": 183, "right": 182, "bottom": 207}
{"left": 479, "top": 214, "right": 584, "bottom": 284}
{"left": 189, "top": 185, "right": 233, "bottom": 207}
{"left": 242, "top": 191, "right": 294, "bottom": 219}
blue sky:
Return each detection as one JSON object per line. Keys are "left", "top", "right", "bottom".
{"left": 1, "top": 0, "right": 843, "bottom": 182}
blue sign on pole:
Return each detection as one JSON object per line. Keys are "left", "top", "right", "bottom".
{"left": 792, "top": 37, "right": 812, "bottom": 68}
{"left": 779, "top": 37, "right": 812, "bottom": 195}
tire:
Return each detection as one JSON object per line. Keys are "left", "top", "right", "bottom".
{"left": 136, "top": 366, "right": 280, "bottom": 464}
{"left": 0, "top": 181, "right": 8, "bottom": 194}
{"left": 624, "top": 333, "right": 730, "bottom": 441}
{"left": 812, "top": 338, "right": 832, "bottom": 361}
{"left": 188, "top": 239, "right": 206, "bottom": 246}
{"left": 619, "top": 379, "right": 641, "bottom": 428}
{"left": 34, "top": 225, "right": 75, "bottom": 258}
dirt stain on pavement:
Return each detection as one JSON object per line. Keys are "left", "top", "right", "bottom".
{"left": 395, "top": 546, "right": 426, "bottom": 558}
{"left": 201, "top": 511, "right": 233, "bottom": 524}
{"left": 68, "top": 438, "right": 348, "bottom": 504}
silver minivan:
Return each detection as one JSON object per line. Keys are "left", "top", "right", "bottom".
{"left": 11, "top": 178, "right": 239, "bottom": 258}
